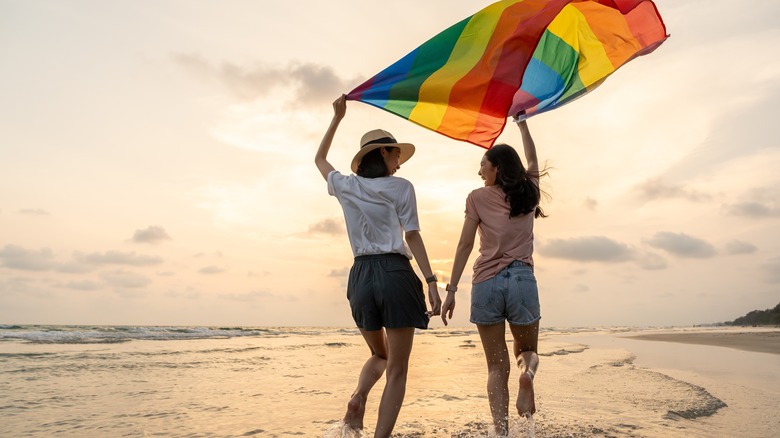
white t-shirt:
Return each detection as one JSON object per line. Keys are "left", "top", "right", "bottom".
{"left": 327, "top": 170, "right": 420, "bottom": 259}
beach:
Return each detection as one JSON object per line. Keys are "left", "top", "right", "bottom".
{"left": 1, "top": 325, "right": 778, "bottom": 437}
{"left": 626, "top": 327, "right": 780, "bottom": 355}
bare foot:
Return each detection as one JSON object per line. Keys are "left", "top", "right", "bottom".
{"left": 342, "top": 393, "right": 366, "bottom": 430}
{"left": 516, "top": 370, "right": 536, "bottom": 417}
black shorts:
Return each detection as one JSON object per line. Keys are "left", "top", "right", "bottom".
{"left": 347, "top": 253, "right": 429, "bottom": 331}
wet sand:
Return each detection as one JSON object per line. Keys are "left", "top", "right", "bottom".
{"left": 2, "top": 326, "right": 778, "bottom": 437}
{"left": 625, "top": 327, "right": 780, "bottom": 355}
{"left": 319, "top": 326, "right": 780, "bottom": 437}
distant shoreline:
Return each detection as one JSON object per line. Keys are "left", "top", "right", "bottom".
{"left": 625, "top": 328, "right": 780, "bottom": 355}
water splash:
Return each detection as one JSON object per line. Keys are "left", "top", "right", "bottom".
{"left": 508, "top": 416, "right": 535, "bottom": 438}
{"left": 322, "top": 421, "right": 365, "bottom": 438}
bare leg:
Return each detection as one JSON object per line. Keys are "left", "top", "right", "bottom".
{"left": 373, "top": 327, "right": 415, "bottom": 438}
{"left": 477, "top": 322, "right": 511, "bottom": 436}
{"left": 343, "top": 328, "right": 388, "bottom": 430}
{"left": 510, "top": 321, "right": 539, "bottom": 418}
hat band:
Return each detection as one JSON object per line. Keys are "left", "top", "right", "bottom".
{"left": 362, "top": 136, "right": 396, "bottom": 148}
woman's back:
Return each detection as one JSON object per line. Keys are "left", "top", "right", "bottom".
{"left": 328, "top": 171, "right": 419, "bottom": 258}
{"left": 466, "top": 184, "right": 536, "bottom": 283}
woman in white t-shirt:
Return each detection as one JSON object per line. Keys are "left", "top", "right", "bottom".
{"left": 442, "top": 117, "right": 548, "bottom": 435}
{"left": 315, "top": 95, "right": 442, "bottom": 438}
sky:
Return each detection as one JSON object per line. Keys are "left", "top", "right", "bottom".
{"left": 1, "top": 0, "right": 778, "bottom": 328}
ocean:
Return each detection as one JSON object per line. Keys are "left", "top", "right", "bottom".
{"left": 1, "top": 325, "right": 778, "bottom": 437}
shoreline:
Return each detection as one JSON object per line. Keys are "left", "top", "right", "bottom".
{"left": 549, "top": 326, "right": 780, "bottom": 437}
{"left": 623, "top": 327, "right": 780, "bottom": 355}
{"left": 2, "top": 326, "right": 779, "bottom": 437}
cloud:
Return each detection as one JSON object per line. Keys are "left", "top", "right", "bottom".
{"left": 762, "top": 257, "right": 780, "bottom": 283}
{"left": 0, "top": 276, "right": 52, "bottom": 298}
{"left": 661, "top": 81, "right": 780, "bottom": 182}
{"left": 198, "top": 266, "right": 225, "bottom": 275}
{"left": 58, "top": 280, "right": 102, "bottom": 291}
{"left": 724, "top": 240, "right": 758, "bottom": 255}
{"left": 583, "top": 198, "right": 598, "bottom": 211}
{"left": 220, "top": 290, "right": 271, "bottom": 302}
{"left": 539, "top": 236, "right": 633, "bottom": 262}
{"left": 56, "top": 262, "right": 94, "bottom": 274}
{"left": 725, "top": 201, "right": 780, "bottom": 218}
{"left": 0, "top": 247, "right": 162, "bottom": 273}
{"left": 172, "top": 53, "right": 354, "bottom": 105}
{"left": 645, "top": 232, "right": 716, "bottom": 258}
{"left": 0, "top": 245, "right": 57, "bottom": 271}
{"left": 0, "top": 245, "right": 94, "bottom": 273}
{"left": 76, "top": 251, "right": 163, "bottom": 266}
{"left": 328, "top": 267, "right": 349, "bottom": 278}
{"left": 724, "top": 185, "right": 780, "bottom": 218}
{"left": 573, "top": 284, "right": 590, "bottom": 293}
{"left": 635, "top": 178, "right": 711, "bottom": 203}
{"left": 219, "top": 289, "right": 296, "bottom": 303}
{"left": 132, "top": 226, "right": 172, "bottom": 244}
{"left": 99, "top": 270, "right": 151, "bottom": 289}
{"left": 309, "top": 218, "right": 344, "bottom": 236}
{"left": 18, "top": 208, "right": 50, "bottom": 216}
{"left": 635, "top": 251, "right": 668, "bottom": 270}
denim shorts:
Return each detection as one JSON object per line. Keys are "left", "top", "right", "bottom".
{"left": 470, "top": 261, "right": 541, "bottom": 326}
{"left": 347, "top": 253, "right": 429, "bottom": 331}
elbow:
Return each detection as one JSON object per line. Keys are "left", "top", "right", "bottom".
{"left": 458, "top": 242, "right": 474, "bottom": 255}
{"left": 456, "top": 238, "right": 474, "bottom": 254}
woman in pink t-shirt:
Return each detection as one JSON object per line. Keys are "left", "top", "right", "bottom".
{"left": 442, "top": 117, "right": 548, "bottom": 435}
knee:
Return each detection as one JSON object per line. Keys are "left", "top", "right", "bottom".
{"left": 385, "top": 361, "right": 409, "bottom": 381}
{"left": 486, "top": 359, "right": 511, "bottom": 377}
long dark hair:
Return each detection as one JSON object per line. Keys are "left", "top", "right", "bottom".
{"left": 357, "top": 146, "right": 399, "bottom": 178}
{"left": 484, "top": 143, "right": 548, "bottom": 218}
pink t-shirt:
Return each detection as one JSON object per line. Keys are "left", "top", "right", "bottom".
{"left": 465, "top": 184, "right": 536, "bottom": 284}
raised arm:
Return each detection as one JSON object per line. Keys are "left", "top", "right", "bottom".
{"left": 405, "top": 230, "right": 442, "bottom": 317}
{"left": 441, "top": 216, "right": 478, "bottom": 325}
{"left": 516, "top": 119, "right": 538, "bottom": 176}
{"left": 314, "top": 95, "right": 347, "bottom": 180}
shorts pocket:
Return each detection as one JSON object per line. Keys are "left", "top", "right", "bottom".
{"left": 510, "top": 275, "right": 540, "bottom": 318}
{"left": 471, "top": 279, "right": 496, "bottom": 310}
{"left": 382, "top": 258, "right": 423, "bottom": 292}
{"left": 512, "top": 269, "right": 537, "bottom": 285}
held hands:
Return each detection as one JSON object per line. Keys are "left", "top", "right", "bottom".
{"left": 441, "top": 291, "right": 455, "bottom": 326}
{"left": 427, "top": 283, "right": 442, "bottom": 318}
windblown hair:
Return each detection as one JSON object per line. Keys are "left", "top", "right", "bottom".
{"left": 484, "top": 143, "right": 548, "bottom": 218}
{"left": 357, "top": 146, "right": 398, "bottom": 178}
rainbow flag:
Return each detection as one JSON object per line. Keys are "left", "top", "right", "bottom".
{"left": 347, "top": 0, "right": 668, "bottom": 149}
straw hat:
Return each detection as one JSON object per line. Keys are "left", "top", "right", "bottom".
{"left": 351, "top": 129, "right": 415, "bottom": 173}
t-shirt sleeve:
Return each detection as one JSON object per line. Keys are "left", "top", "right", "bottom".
{"left": 465, "top": 190, "right": 480, "bottom": 221}
{"left": 326, "top": 170, "right": 341, "bottom": 196}
{"left": 397, "top": 180, "right": 420, "bottom": 232}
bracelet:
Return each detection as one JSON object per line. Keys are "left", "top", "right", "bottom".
{"left": 445, "top": 283, "right": 458, "bottom": 293}
{"left": 425, "top": 273, "right": 438, "bottom": 284}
